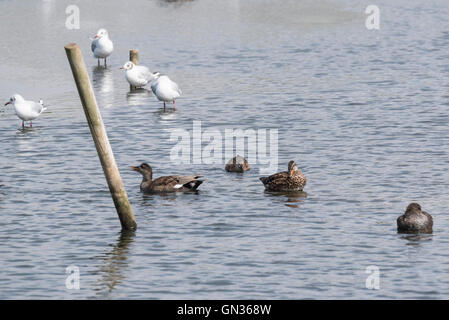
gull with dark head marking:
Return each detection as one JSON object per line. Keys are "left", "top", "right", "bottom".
{"left": 4, "top": 94, "right": 47, "bottom": 128}
{"left": 120, "top": 61, "right": 157, "bottom": 89}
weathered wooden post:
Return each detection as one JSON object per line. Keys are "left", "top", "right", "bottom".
{"left": 64, "top": 43, "right": 137, "bottom": 230}
{"left": 129, "top": 49, "right": 139, "bottom": 91}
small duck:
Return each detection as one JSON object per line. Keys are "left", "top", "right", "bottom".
{"left": 397, "top": 203, "right": 433, "bottom": 233}
{"left": 259, "top": 161, "right": 306, "bottom": 191}
{"left": 120, "top": 61, "right": 157, "bottom": 89}
{"left": 151, "top": 72, "right": 182, "bottom": 110}
{"left": 131, "top": 163, "right": 203, "bottom": 193}
{"left": 4, "top": 94, "right": 47, "bottom": 128}
{"left": 225, "top": 155, "right": 250, "bottom": 173}
{"left": 91, "top": 28, "right": 113, "bottom": 67}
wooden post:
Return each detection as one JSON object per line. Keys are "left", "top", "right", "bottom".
{"left": 129, "top": 49, "right": 139, "bottom": 91}
{"left": 64, "top": 43, "right": 137, "bottom": 230}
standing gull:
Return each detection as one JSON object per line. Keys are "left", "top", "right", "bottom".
{"left": 120, "top": 61, "right": 157, "bottom": 89}
{"left": 151, "top": 73, "right": 182, "bottom": 110}
{"left": 4, "top": 94, "right": 47, "bottom": 128}
{"left": 90, "top": 28, "right": 113, "bottom": 67}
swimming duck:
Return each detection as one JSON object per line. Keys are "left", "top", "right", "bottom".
{"left": 397, "top": 203, "right": 433, "bottom": 233}
{"left": 91, "top": 28, "right": 113, "bottom": 67}
{"left": 131, "top": 163, "right": 203, "bottom": 193}
{"left": 4, "top": 94, "right": 47, "bottom": 128}
{"left": 225, "top": 155, "right": 250, "bottom": 173}
{"left": 151, "top": 73, "right": 182, "bottom": 110}
{"left": 259, "top": 161, "right": 306, "bottom": 191}
{"left": 120, "top": 61, "right": 157, "bottom": 88}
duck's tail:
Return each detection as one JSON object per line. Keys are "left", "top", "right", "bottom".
{"left": 183, "top": 179, "right": 203, "bottom": 191}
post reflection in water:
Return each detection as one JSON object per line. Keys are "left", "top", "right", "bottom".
{"left": 94, "top": 230, "right": 135, "bottom": 296}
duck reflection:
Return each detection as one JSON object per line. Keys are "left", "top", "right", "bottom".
{"left": 264, "top": 190, "right": 307, "bottom": 208}
{"left": 91, "top": 66, "right": 114, "bottom": 108}
{"left": 140, "top": 191, "right": 191, "bottom": 202}
{"left": 94, "top": 230, "right": 135, "bottom": 296}
{"left": 157, "top": 0, "right": 194, "bottom": 7}
{"left": 398, "top": 233, "right": 433, "bottom": 247}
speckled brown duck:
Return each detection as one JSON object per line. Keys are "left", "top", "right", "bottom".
{"left": 225, "top": 155, "right": 250, "bottom": 173}
{"left": 397, "top": 203, "right": 433, "bottom": 233}
{"left": 131, "top": 163, "right": 203, "bottom": 193}
{"left": 259, "top": 160, "right": 306, "bottom": 191}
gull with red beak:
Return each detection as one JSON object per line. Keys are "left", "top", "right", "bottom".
{"left": 90, "top": 28, "right": 113, "bottom": 67}
{"left": 120, "top": 61, "right": 158, "bottom": 89}
{"left": 4, "top": 94, "right": 47, "bottom": 128}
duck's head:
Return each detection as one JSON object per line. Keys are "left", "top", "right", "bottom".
{"left": 94, "top": 28, "right": 108, "bottom": 39}
{"left": 131, "top": 162, "right": 153, "bottom": 180}
{"left": 405, "top": 203, "right": 422, "bottom": 216}
{"left": 120, "top": 61, "right": 134, "bottom": 70}
{"left": 288, "top": 160, "right": 299, "bottom": 176}
{"left": 233, "top": 155, "right": 250, "bottom": 171}
{"left": 4, "top": 94, "right": 23, "bottom": 106}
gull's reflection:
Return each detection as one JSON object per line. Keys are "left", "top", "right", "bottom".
{"left": 126, "top": 88, "right": 153, "bottom": 106}
{"left": 92, "top": 66, "right": 115, "bottom": 108}
{"left": 94, "top": 230, "right": 135, "bottom": 297}
{"left": 41, "top": 0, "right": 55, "bottom": 21}
{"left": 156, "top": 108, "right": 179, "bottom": 121}
{"left": 16, "top": 126, "right": 39, "bottom": 134}
{"left": 264, "top": 190, "right": 307, "bottom": 208}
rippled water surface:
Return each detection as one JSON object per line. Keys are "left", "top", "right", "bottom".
{"left": 1, "top": 0, "right": 449, "bottom": 299}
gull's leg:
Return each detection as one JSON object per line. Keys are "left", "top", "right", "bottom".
{"left": 98, "top": 59, "right": 100, "bottom": 67}
{"left": 163, "top": 102, "right": 166, "bottom": 111}
{"left": 30, "top": 121, "right": 32, "bottom": 128}
{"left": 22, "top": 121, "right": 24, "bottom": 128}
{"left": 172, "top": 100, "right": 176, "bottom": 111}
{"left": 104, "top": 58, "right": 107, "bottom": 67}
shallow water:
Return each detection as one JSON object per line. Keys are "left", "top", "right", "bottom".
{"left": 1, "top": 0, "right": 449, "bottom": 299}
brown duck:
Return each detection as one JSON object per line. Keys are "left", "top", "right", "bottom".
{"left": 259, "top": 160, "right": 306, "bottom": 191}
{"left": 131, "top": 163, "right": 203, "bottom": 193}
{"left": 225, "top": 155, "right": 250, "bottom": 173}
{"left": 397, "top": 203, "right": 433, "bottom": 233}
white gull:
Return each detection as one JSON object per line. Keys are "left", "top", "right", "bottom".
{"left": 151, "top": 73, "right": 182, "bottom": 110}
{"left": 91, "top": 28, "right": 113, "bottom": 67}
{"left": 4, "top": 94, "right": 47, "bottom": 128}
{"left": 120, "top": 61, "right": 157, "bottom": 89}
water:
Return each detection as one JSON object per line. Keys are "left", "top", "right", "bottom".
{"left": 1, "top": 0, "right": 449, "bottom": 299}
